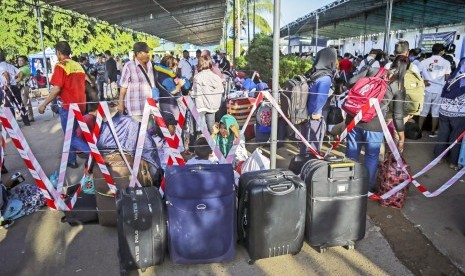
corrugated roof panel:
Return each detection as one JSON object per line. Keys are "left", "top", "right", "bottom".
{"left": 43, "top": 0, "right": 227, "bottom": 45}
{"left": 281, "top": 0, "right": 465, "bottom": 39}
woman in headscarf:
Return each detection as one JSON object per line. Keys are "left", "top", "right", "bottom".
{"left": 301, "top": 47, "right": 337, "bottom": 154}
{"left": 434, "top": 57, "right": 465, "bottom": 170}
{"left": 212, "top": 114, "right": 248, "bottom": 164}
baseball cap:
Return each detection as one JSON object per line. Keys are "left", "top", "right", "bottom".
{"left": 133, "top": 42, "right": 152, "bottom": 54}
{"left": 220, "top": 49, "right": 227, "bottom": 54}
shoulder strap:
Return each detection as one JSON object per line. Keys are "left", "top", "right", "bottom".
{"left": 138, "top": 64, "right": 154, "bottom": 88}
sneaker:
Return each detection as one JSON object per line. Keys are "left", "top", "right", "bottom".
{"left": 429, "top": 132, "right": 437, "bottom": 138}
{"left": 67, "top": 162, "right": 79, "bottom": 169}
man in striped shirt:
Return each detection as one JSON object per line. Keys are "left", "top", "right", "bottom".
{"left": 118, "top": 42, "right": 154, "bottom": 119}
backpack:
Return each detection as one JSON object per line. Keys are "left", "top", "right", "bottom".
{"left": 282, "top": 75, "right": 310, "bottom": 125}
{"left": 342, "top": 68, "right": 388, "bottom": 122}
{"left": 256, "top": 103, "right": 272, "bottom": 127}
{"left": 403, "top": 64, "right": 425, "bottom": 115}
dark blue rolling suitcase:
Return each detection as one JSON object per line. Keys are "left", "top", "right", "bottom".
{"left": 165, "top": 164, "right": 236, "bottom": 264}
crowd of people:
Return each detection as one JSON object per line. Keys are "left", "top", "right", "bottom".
{"left": 1, "top": 39, "right": 464, "bottom": 196}
{"left": 0, "top": 41, "right": 234, "bottom": 173}
{"left": 301, "top": 41, "right": 464, "bottom": 192}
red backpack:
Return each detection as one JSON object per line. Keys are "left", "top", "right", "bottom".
{"left": 342, "top": 68, "right": 388, "bottom": 122}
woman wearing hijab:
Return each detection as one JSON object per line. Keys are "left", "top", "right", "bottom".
{"left": 301, "top": 47, "right": 337, "bottom": 154}
{"left": 345, "top": 55, "right": 407, "bottom": 192}
{"left": 434, "top": 58, "right": 465, "bottom": 170}
{"left": 212, "top": 115, "right": 248, "bottom": 164}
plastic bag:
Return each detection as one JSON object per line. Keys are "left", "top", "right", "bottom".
{"left": 241, "top": 148, "right": 270, "bottom": 173}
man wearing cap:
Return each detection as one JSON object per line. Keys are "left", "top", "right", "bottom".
{"left": 218, "top": 50, "right": 231, "bottom": 73}
{"left": 118, "top": 42, "right": 155, "bottom": 119}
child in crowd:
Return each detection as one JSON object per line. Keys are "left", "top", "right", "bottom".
{"left": 212, "top": 114, "right": 248, "bottom": 167}
{"left": 186, "top": 137, "right": 217, "bottom": 165}
{"left": 186, "top": 137, "right": 240, "bottom": 187}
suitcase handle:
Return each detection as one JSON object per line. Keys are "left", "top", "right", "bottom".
{"left": 328, "top": 163, "right": 355, "bottom": 180}
{"left": 267, "top": 183, "right": 295, "bottom": 195}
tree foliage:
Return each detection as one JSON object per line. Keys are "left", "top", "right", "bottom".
{"left": 226, "top": 0, "right": 273, "bottom": 37}
{"left": 246, "top": 33, "right": 273, "bottom": 81}
{"left": 0, "top": 0, "right": 160, "bottom": 59}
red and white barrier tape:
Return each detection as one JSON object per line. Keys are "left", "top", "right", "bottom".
{"left": 0, "top": 107, "right": 67, "bottom": 210}
{"left": 261, "top": 91, "right": 323, "bottom": 159}
{"left": 100, "top": 102, "right": 141, "bottom": 187}
{"left": 1, "top": 125, "right": 5, "bottom": 170}
{"left": 181, "top": 96, "right": 226, "bottom": 163}
{"left": 225, "top": 93, "right": 263, "bottom": 163}
{"left": 371, "top": 99, "right": 465, "bottom": 198}
{"left": 69, "top": 104, "right": 117, "bottom": 196}
{"left": 324, "top": 99, "right": 374, "bottom": 157}
{"left": 130, "top": 99, "right": 186, "bottom": 191}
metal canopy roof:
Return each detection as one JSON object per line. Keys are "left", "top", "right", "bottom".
{"left": 43, "top": 0, "right": 227, "bottom": 45}
{"left": 281, "top": 0, "right": 465, "bottom": 39}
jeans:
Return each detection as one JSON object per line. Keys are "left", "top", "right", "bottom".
{"left": 59, "top": 108, "right": 90, "bottom": 164}
{"left": 434, "top": 115, "right": 465, "bottom": 165}
{"left": 199, "top": 111, "right": 216, "bottom": 134}
{"left": 97, "top": 80, "right": 105, "bottom": 101}
{"left": 299, "top": 119, "right": 326, "bottom": 154}
{"left": 346, "top": 127, "right": 384, "bottom": 191}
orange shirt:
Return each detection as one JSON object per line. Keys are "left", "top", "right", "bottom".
{"left": 50, "top": 57, "right": 86, "bottom": 112}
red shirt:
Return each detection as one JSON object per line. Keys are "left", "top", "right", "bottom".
{"left": 50, "top": 57, "right": 86, "bottom": 112}
{"left": 339, "top": 58, "right": 353, "bottom": 74}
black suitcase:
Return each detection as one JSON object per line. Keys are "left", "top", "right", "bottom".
{"left": 61, "top": 184, "right": 98, "bottom": 226}
{"left": 116, "top": 186, "right": 166, "bottom": 273}
{"left": 301, "top": 159, "right": 369, "bottom": 253}
{"left": 238, "top": 169, "right": 306, "bottom": 264}
{"left": 288, "top": 153, "right": 318, "bottom": 175}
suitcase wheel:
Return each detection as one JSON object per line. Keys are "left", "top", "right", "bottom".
{"left": 345, "top": 243, "right": 355, "bottom": 251}
{"left": 248, "top": 259, "right": 256, "bottom": 265}
{"left": 319, "top": 247, "right": 327, "bottom": 254}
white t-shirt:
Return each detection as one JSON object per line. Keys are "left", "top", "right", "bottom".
{"left": 191, "top": 57, "right": 198, "bottom": 68}
{"left": 418, "top": 55, "right": 451, "bottom": 94}
{"left": 178, "top": 58, "right": 194, "bottom": 79}
{"left": 0, "top": 61, "right": 20, "bottom": 86}
{"left": 356, "top": 56, "right": 380, "bottom": 73}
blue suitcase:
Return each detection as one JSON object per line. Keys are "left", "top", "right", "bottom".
{"left": 165, "top": 164, "right": 236, "bottom": 264}
{"left": 459, "top": 142, "right": 465, "bottom": 167}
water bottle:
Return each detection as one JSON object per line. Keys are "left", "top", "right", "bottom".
{"left": 50, "top": 171, "right": 58, "bottom": 188}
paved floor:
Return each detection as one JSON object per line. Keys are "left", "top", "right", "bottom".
{"left": 0, "top": 104, "right": 463, "bottom": 275}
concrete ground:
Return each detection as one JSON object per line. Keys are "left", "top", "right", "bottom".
{"left": 0, "top": 103, "right": 463, "bottom": 275}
